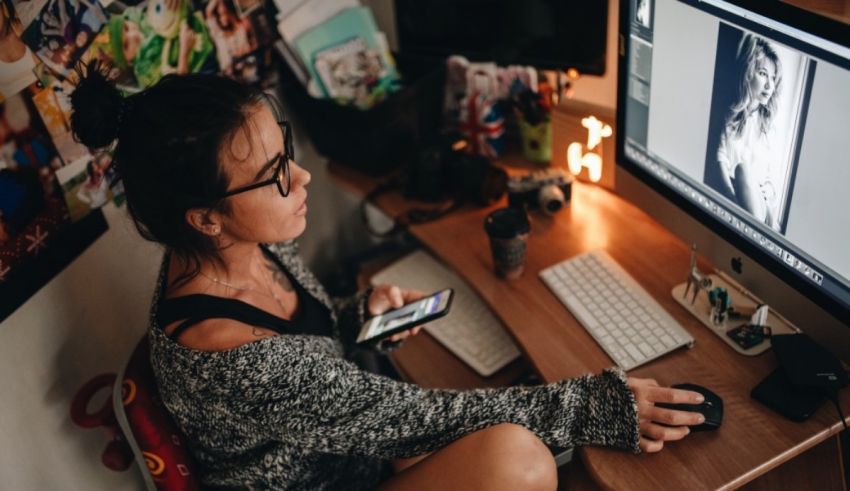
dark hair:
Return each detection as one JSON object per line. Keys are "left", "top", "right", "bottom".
{"left": 69, "top": 60, "right": 269, "bottom": 284}
{"left": 1, "top": 0, "right": 17, "bottom": 36}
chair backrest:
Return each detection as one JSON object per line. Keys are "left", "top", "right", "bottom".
{"left": 113, "top": 336, "right": 200, "bottom": 491}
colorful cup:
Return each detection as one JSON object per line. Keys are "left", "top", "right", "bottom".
{"left": 519, "top": 119, "right": 552, "bottom": 164}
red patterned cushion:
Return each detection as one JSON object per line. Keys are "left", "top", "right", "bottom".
{"left": 118, "top": 337, "right": 200, "bottom": 491}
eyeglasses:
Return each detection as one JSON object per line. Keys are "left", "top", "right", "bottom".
{"left": 219, "top": 121, "right": 294, "bottom": 199}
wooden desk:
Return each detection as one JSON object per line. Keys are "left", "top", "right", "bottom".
{"left": 331, "top": 162, "right": 848, "bottom": 490}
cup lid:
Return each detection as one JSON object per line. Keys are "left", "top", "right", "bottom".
{"left": 484, "top": 207, "right": 530, "bottom": 238}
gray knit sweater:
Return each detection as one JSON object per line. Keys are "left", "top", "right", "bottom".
{"left": 149, "top": 241, "right": 641, "bottom": 490}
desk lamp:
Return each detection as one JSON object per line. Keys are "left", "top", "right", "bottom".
{"left": 552, "top": 100, "right": 616, "bottom": 190}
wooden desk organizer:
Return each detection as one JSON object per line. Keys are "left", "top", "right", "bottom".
{"left": 672, "top": 271, "right": 799, "bottom": 356}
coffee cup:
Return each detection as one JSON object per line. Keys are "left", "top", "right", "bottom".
{"left": 484, "top": 207, "right": 530, "bottom": 279}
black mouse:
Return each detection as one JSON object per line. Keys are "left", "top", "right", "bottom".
{"left": 656, "top": 383, "right": 723, "bottom": 431}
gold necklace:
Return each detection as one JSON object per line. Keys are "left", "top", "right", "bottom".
{"left": 199, "top": 270, "right": 286, "bottom": 312}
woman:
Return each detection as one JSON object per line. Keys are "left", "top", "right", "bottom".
{"left": 716, "top": 33, "right": 782, "bottom": 230}
{"left": 0, "top": 0, "right": 37, "bottom": 100}
{"left": 76, "top": 158, "right": 110, "bottom": 208}
{"left": 204, "top": 0, "right": 255, "bottom": 76}
{"left": 69, "top": 62, "right": 705, "bottom": 490}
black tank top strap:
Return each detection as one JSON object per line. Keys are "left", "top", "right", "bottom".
{"left": 157, "top": 294, "right": 291, "bottom": 340}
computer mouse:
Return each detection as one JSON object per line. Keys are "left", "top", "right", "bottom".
{"left": 656, "top": 383, "right": 723, "bottom": 431}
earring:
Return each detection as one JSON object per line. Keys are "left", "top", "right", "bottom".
{"left": 210, "top": 226, "right": 221, "bottom": 236}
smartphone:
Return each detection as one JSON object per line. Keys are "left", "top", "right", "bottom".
{"left": 356, "top": 289, "right": 454, "bottom": 345}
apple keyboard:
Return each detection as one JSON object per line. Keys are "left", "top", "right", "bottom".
{"left": 371, "top": 250, "right": 521, "bottom": 376}
{"left": 539, "top": 250, "right": 694, "bottom": 371}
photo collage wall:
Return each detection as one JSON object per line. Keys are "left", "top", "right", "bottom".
{"left": 0, "top": 0, "right": 280, "bottom": 321}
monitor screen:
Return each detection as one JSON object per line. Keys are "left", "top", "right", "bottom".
{"left": 618, "top": 0, "right": 850, "bottom": 324}
{"left": 394, "top": 0, "right": 608, "bottom": 74}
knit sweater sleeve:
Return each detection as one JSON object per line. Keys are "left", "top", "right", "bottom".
{"left": 249, "top": 347, "right": 640, "bottom": 459}
{"left": 330, "top": 287, "right": 372, "bottom": 349}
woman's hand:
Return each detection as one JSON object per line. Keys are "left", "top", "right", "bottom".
{"left": 368, "top": 285, "right": 428, "bottom": 342}
{"left": 627, "top": 377, "right": 706, "bottom": 453}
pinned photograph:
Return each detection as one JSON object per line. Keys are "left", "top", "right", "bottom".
{"left": 100, "top": 0, "right": 216, "bottom": 90}
{"left": 81, "top": 22, "right": 138, "bottom": 88}
{"left": 204, "top": 0, "right": 258, "bottom": 80}
{"left": 56, "top": 154, "right": 112, "bottom": 221}
{"left": 0, "top": 92, "right": 70, "bottom": 274}
{"left": 703, "top": 24, "right": 813, "bottom": 234}
{"left": 21, "top": 0, "right": 108, "bottom": 77}
{"left": 0, "top": 0, "right": 38, "bottom": 101}
{"left": 31, "top": 78, "right": 91, "bottom": 164}
{"left": 0, "top": 89, "right": 107, "bottom": 320}
{"left": 314, "top": 37, "right": 395, "bottom": 108}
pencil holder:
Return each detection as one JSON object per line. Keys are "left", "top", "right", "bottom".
{"left": 519, "top": 119, "right": 552, "bottom": 164}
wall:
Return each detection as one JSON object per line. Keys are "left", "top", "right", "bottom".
{"left": 0, "top": 203, "right": 157, "bottom": 491}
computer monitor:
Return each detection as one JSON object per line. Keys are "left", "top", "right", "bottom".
{"left": 616, "top": 0, "right": 850, "bottom": 361}
{"left": 394, "top": 0, "right": 608, "bottom": 75}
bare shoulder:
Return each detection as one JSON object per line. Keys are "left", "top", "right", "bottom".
{"left": 164, "top": 318, "right": 279, "bottom": 352}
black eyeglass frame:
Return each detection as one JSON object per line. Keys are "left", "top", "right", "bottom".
{"left": 218, "top": 121, "right": 294, "bottom": 199}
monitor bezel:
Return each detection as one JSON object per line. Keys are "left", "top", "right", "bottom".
{"left": 615, "top": 0, "right": 850, "bottom": 325}
{"left": 393, "top": 0, "right": 609, "bottom": 75}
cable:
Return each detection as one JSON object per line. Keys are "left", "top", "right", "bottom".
{"left": 825, "top": 389, "right": 848, "bottom": 431}
{"left": 359, "top": 177, "right": 465, "bottom": 238}
{"left": 359, "top": 178, "right": 402, "bottom": 237}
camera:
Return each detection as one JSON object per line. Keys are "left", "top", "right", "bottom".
{"left": 507, "top": 168, "right": 573, "bottom": 215}
{"left": 404, "top": 133, "right": 508, "bottom": 205}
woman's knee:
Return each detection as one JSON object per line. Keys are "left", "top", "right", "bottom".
{"left": 474, "top": 423, "right": 558, "bottom": 490}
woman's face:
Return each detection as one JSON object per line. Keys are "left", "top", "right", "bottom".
{"left": 216, "top": 1, "right": 232, "bottom": 29}
{"left": 75, "top": 30, "right": 89, "bottom": 48}
{"left": 122, "top": 21, "right": 143, "bottom": 62}
{"left": 215, "top": 104, "right": 311, "bottom": 244}
{"left": 748, "top": 55, "right": 777, "bottom": 107}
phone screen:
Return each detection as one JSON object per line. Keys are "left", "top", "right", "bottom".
{"left": 361, "top": 289, "right": 452, "bottom": 341}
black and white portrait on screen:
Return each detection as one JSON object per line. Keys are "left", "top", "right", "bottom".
{"left": 636, "top": 0, "right": 651, "bottom": 28}
{"left": 703, "top": 24, "right": 813, "bottom": 234}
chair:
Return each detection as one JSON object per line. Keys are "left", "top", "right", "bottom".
{"left": 113, "top": 336, "right": 200, "bottom": 491}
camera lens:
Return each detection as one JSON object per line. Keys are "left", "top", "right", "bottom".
{"left": 538, "top": 185, "right": 565, "bottom": 215}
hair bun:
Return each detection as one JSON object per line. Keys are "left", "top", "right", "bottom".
{"left": 70, "top": 60, "right": 125, "bottom": 149}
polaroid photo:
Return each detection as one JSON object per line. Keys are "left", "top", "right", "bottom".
{"left": 56, "top": 155, "right": 112, "bottom": 222}
{"left": 313, "top": 36, "right": 389, "bottom": 106}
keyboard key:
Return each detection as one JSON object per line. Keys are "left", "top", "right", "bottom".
{"left": 626, "top": 344, "right": 645, "bottom": 362}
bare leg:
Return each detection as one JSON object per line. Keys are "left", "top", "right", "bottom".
{"left": 392, "top": 453, "right": 431, "bottom": 473}
{"left": 381, "top": 423, "right": 557, "bottom": 491}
